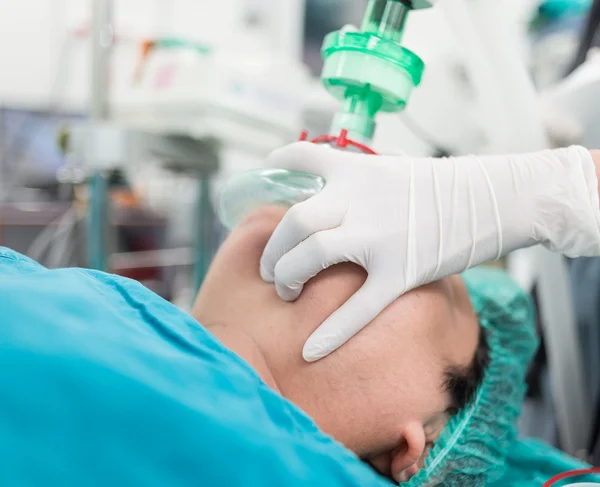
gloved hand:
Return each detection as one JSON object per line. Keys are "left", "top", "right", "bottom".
{"left": 260, "top": 142, "right": 600, "bottom": 362}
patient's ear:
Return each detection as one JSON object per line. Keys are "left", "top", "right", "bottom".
{"left": 390, "top": 422, "right": 426, "bottom": 483}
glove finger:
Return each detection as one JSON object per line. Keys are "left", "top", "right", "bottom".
{"left": 264, "top": 142, "right": 335, "bottom": 177}
{"left": 274, "top": 228, "right": 347, "bottom": 302}
{"left": 260, "top": 192, "right": 347, "bottom": 282}
{"left": 302, "top": 276, "right": 398, "bottom": 362}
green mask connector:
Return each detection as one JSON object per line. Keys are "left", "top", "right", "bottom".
{"left": 322, "top": 0, "right": 425, "bottom": 142}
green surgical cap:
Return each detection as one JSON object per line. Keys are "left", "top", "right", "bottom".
{"left": 405, "top": 268, "right": 539, "bottom": 487}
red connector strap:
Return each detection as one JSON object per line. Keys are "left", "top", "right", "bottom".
{"left": 298, "top": 129, "right": 378, "bottom": 155}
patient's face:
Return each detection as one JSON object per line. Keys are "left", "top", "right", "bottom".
{"left": 194, "top": 207, "right": 481, "bottom": 482}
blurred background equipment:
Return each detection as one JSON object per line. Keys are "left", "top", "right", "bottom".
{"left": 1, "top": 0, "right": 600, "bottom": 464}
{"left": 529, "top": 0, "right": 593, "bottom": 88}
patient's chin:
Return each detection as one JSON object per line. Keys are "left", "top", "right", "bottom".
{"left": 237, "top": 205, "right": 288, "bottom": 232}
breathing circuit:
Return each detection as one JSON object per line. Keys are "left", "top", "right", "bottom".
{"left": 219, "top": 0, "right": 426, "bottom": 230}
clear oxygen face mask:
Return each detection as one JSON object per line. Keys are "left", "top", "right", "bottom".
{"left": 219, "top": 169, "right": 326, "bottom": 230}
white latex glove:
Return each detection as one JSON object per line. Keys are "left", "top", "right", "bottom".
{"left": 260, "top": 142, "right": 600, "bottom": 362}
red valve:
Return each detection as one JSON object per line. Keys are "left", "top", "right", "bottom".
{"left": 298, "top": 129, "right": 378, "bottom": 155}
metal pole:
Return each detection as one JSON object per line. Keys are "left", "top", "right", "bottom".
{"left": 537, "top": 248, "right": 591, "bottom": 455}
{"left": 192, "top": 178, "right": 213, "bottom": 294}
{"left": 87, "top": 0, "right": 113, "bottom": 271}
{"left": 91, "top": 0, "right": 112, "bottom": 120}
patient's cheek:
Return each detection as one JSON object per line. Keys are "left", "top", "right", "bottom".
{"left": 298, "top": 263, "right": 367, "bottom": 314}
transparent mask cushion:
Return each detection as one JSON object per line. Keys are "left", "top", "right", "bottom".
{"left": 218, "top": 169, "right": 325, "bottom": 231}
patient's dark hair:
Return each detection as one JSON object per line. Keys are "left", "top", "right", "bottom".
{"left": 444, "top": 327, "right": 490, "bottom": 411}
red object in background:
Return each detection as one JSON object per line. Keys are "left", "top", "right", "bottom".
{"left": 543, "top": 468, "right": 600, "bottom": 486}
{"left": 298, "top": 129, "right": 378, "bottom": 155}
